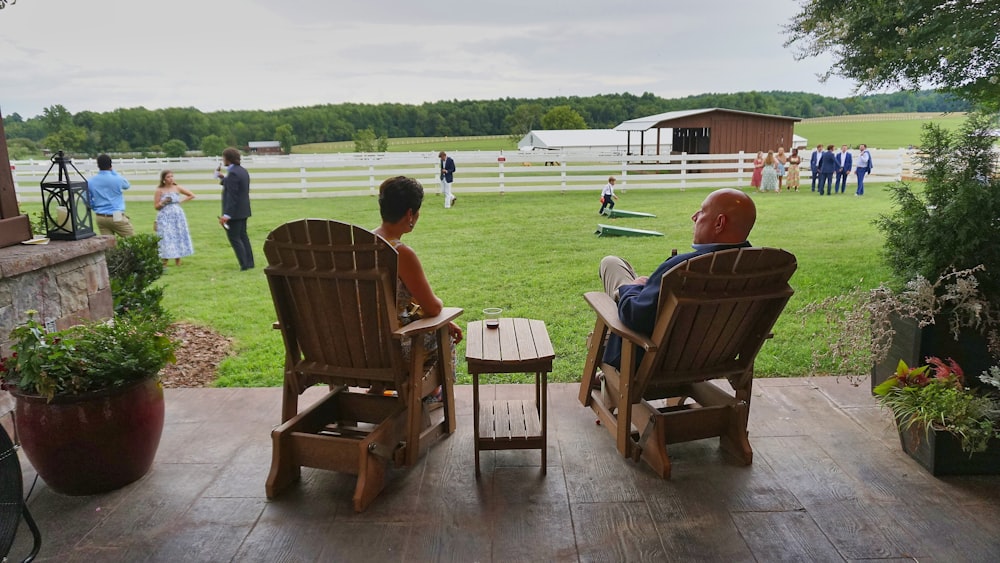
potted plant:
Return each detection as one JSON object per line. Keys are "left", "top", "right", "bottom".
{"left": 800, "top": 111, "right": 1000, "bottom": 474}
{"left": 799, "top": 266, "right": 1000, "bottom": 388}
{"left": 871, "top": 111, "right": 1000, "bottom": 386}
{"left": 873, "top": 356, "right": 1000, "bottom": 475}
{"left": 0, "top": 310, "right": 177, "bottom": 495}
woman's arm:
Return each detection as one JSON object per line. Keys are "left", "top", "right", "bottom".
{"left": 153, "top": 188, "right": 164, "bottom": 210}
{"left": 177, "top": 185, "right": 196, "bottom": 202}
{"left": 395, "top": 244, "right": 444, "bottom": 317}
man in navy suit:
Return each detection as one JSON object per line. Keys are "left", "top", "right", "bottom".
{"left": 216, "top": 147, "right": 254, "bottom": 270}
{"left": 818, "top": 144, "right": 838, "bottom": 195}
{"left": 438, "top": 151, "right": 456, "bottom": 208}
{"left": 809, "top": 143, "right": 823, "bottom": 192}
{"left": 835, "top": 144, "right": 853, "bottom": 194}
{"left": 598, "top": 188, "right": 756, "bottom": 369}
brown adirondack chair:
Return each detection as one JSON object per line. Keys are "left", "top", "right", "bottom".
{"left": 264, "top": 219, "right": 461, "bottom": 511}
{"left": 579, "top": 247, "right": 796, "bottom": 478}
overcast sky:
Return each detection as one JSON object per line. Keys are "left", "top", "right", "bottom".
{"left": 0, "top": 0, "right": 864, "bottom": 120}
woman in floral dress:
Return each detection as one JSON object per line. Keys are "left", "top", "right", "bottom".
{"left": 786, "top": 148, "right": 801, "bottom": 191}
{"left": 153, "top": 170, "right": 195, "bottom": 266}
{"left": 373, "top": 176, "right": 463, "bottom": 399}
{"left": 760, "top": 151, "right": 780, "bottom": 192}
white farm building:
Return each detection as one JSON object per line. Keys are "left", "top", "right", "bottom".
{"left": 517, "top": 129, "right": 665, "bottom": 155}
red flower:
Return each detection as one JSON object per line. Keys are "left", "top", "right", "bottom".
{"left": 924, "top": 356, "right": 965, "bottom": 386}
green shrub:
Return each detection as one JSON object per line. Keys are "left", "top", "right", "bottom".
{"left": 876, "top": 112, "right": 1000, "bottom": 304}
{"left": 106, "top": 233, "right": 167, "bottom": 317}
{"left": 0, "top": 311, "right": 176, "bottom": 400}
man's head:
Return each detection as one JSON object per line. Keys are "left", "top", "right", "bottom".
{"left": 691, "top": 188, "right": 756, "bottom": 245}
{"left": 97, "top": 154, "right": 112, "bottom": 171}
{"left": 222, "top": 147, "right": 241, "bottom": 166}
{"left": 841, "top": 144, "right": 848, "bottom": 152}
{"left": 816, "top": 144, "right": 822, "bottom": 150}
{"left": 859, "top": 143, "right": 867, "bottom": 151}
{"left": 826, "top": 144, "right": 835, "bottom": 151}
{"left": 438, "top": 151, "right": 447, "bottom": 160}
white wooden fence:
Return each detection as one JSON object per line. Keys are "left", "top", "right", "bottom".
{"left": 10, "top": 148, "right": 915, "bottom": 203}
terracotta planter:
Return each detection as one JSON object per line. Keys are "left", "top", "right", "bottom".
{"left": 897, "top": 417, "right": 1000, "bottom": 476}
{"left": 12, "top": 376, "right": 165, "bottom": 495}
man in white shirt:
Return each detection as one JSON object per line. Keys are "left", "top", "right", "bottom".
{"left": 855, "top": 144, "right": 872, "bottom": 196}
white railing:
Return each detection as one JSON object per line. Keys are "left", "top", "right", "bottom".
{"left": 10, "top": 148, "right": 912, "bottom": 203}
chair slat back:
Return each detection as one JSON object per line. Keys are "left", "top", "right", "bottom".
{"left": 637, "top": 247, "right": 796, "bottom": 399}
{"left": 264, "top": 219, "right": 404, "bottom": 389}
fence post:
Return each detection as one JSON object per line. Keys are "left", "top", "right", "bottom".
{"left": 737, "top": 150, "right": 745, "bottom": 187}
{"left": 299, "top": 167, "right": 307, "bottom": 197}
{"left": 680, "top": 152, "right": 688, "bottom": 190}
{"left": 560, "top": 159, "right": 567, "bottom": 193}
{"left": 369, "top": 161, "right": 376, "bottom": 194}
{"left": 620, "top": 159, "right": 627, "bottom": 193}
{"left": 498, "top": 153, "right": 506, "bottom": 195}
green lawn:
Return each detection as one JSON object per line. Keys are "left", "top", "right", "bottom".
{"left": 795, "top": 113, "right": 966, "bottom": 149}
{"left": 22, "top": 179, "right": 900, "bottom": 387}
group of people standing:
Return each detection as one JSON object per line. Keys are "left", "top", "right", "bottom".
{"left": 749, "top": 143, "right": 873, "bottom": 196}
{"left": 750, "top": 147, "right": 803, "bottom": 193}
{"left": 809, "top": 143, "right": 873, "bottom": 196}
{"left": 87, "top": 146, "right": 254, "bottom": 271}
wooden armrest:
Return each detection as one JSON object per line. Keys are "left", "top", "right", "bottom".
{"left": 394, "top": 307, "right": 463, "bottom": 338}
{"left": 583, "top": 292, "right": 657, "bottom": 352}
{"left": 273, "top": 308, "right": 464, "bottom": 338}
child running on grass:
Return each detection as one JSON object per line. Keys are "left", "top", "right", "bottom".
{"left": 599, "top": 176, "right": 618, "bottom": 215}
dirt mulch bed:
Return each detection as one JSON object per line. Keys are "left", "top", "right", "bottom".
{"left": 159, "top": 323, "right": 233, "bottom": 388}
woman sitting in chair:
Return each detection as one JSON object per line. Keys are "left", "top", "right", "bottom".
{"left": 374, "top": 176, "right": 463, "bottom": 393}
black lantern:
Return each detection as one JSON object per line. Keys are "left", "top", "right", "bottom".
{"left": 40, "top": 151, "right": 95, "bottom": 240}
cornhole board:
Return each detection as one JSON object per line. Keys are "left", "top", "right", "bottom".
{"left": 602, "top": 209, "right": 657, "bottom": 219}
{"left": 595, "top": 224, "right": 664, "bottom": 237}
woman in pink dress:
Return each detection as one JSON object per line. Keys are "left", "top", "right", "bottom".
{"left": 751, "top": 151, "right": 764, "bottom": 189}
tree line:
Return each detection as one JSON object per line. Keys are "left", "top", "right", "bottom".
{"left": 1, "top": 89, "right": 969, "bottom": 159}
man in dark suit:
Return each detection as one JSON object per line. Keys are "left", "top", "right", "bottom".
{"left": 834, "top": 144, "right": 853, "bottom": 194}
{"left": 598, "top": 188, "right": 756, "bottom": 369}
{"left": 438, "top": 151, "right": 456, "bottom": 208}
{"left": 216, "top": 147, "right": 254, "bottom": 270}
{"left": 809, "top": 143, "right": 823, "bottom": 192}
{"left": 818, "top": 144, "right": 838, "bottom": 196}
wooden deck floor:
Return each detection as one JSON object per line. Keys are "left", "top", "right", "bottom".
{"left": 6, "top": 377, "right": 1000, "bottom": 562}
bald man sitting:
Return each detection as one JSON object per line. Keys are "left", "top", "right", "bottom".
{"left": 598, "top": 188, "right": 757, "bottom": 369}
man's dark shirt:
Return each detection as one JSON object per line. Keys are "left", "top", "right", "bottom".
{"left": 603, "top": 241, "right": 752, "bottom": 369}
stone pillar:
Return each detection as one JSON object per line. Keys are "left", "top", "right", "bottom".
{"left": 0, "top": 236, "right": 116, "bottom": 355}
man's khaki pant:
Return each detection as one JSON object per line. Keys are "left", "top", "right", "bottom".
{"left": 95, "top": 214, "right": 135, "bottom": 237}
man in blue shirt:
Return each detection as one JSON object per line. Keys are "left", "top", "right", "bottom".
{"left": 88, "top": 154, "right": 134, "bottom": 236}
{"left": 598, "top": 188, "right": 757, "bottom": 369}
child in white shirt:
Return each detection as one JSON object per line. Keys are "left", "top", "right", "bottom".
{"left": 599, "top": 176, "right": 618, "bottom": 215}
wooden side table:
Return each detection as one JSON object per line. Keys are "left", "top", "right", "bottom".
{"left": 465, "top": 317, "right": 554, "bottom": 477}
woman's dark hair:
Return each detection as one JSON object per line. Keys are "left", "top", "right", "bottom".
{"left": 378, "top": 176, "right": 424, "bottom": 222}
{"left": 158, "top": 169, "right": 173, "bottom": 187}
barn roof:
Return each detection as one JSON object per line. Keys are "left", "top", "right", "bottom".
{"left": 614, "top": 108, "right": 801, "bottom": 132}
